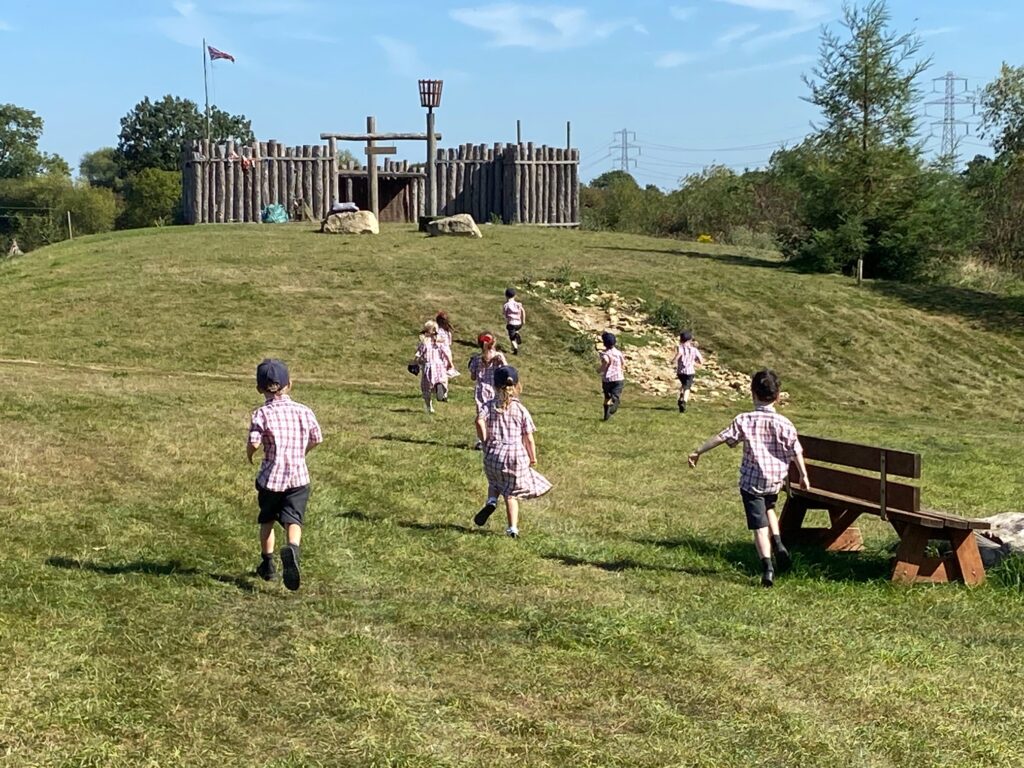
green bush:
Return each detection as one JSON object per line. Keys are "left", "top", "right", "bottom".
{"left": 119, "top": 168, "right": 181, "bottom": 229}
{"left": 0, "top": 176, "right": 119, "bottom": 252}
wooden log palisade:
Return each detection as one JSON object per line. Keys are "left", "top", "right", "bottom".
{"left": 181, "top": 138, "right": 581, "bottom": 226}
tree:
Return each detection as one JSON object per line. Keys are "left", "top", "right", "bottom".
{"left": 115, "top": 95, "right": 253, "bottom": 177}
{"left": 79, "top": 147, "right": 120, "bottom": 189}
{"left": 0, "top": 103, "right": 68, "bottom": 179}
{"left": 979, "top": 63, "right": 1024, "bottom": 158}
{"left": 119, "top": 168, "right": 182, "bottom": 229}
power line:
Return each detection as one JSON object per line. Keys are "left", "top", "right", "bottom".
{"left": 924, "top": 71, "right": 978, "bottom": 167}
{"left": 610, "top": 129, "right": 640, "bottom": 172}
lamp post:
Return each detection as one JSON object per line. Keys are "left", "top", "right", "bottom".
{"left": 418, "top": 79, "right": 443, "bottom": 219}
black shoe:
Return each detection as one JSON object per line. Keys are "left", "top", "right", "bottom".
{"left": 256, "top": 558, "right": 276, "bottom": 581}
{"left": 511, "top": 347, "right": 518, "bottom": 356}
{"left": 678, "top": 400, "right": 687, "bottom": 413}
{"left": 603, "top": 404, "right": 610, "bottom": 421}
{"left": 474, "top": 502, "right": 496, "bottom": 526}
{"left": 281, "top": 545, "right": 301, "bottom": 591}
{"left": 775, "top": 548, "right": 792, "bottom": 573}
{"left": 761, "top": 566, "right": 775, "bottom": 588}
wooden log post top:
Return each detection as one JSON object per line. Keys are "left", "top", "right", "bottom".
{"left": 319, "top": 132, "right": 442, "bottom": 141}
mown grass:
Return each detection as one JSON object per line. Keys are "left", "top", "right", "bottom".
{"left": 1, "top": 223, "right": 1023, "bottom": 767}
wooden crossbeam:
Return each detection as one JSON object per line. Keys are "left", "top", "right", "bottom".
{"left": 320, "top": 132, "right": 441, "bottom": 141}
{"left": 365, "top": 146, "right": 397, "bottom": 156}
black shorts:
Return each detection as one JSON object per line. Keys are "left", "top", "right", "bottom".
{"left": 602, "top": 379, "right": 624, "bottom": 401}
{"left": 256, "top": 483, "right": 310, "bottom": 527}
{"left": 677, "top": 373, "right": 695, "bottom": 390}
{"left": 506, "top": 323, "right": 522, "bottom": 342}
{"left": 740, "top": 489, "right": 778, "bottom": 530}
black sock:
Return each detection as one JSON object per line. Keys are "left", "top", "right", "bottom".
{"left": 772, "top": 535, "right": 787, "bottom": 552}
{"left": 761, "top": 556, "right": 773, "bottom": 570}
{"left": 261, "top": 553, "right": 273, "bottom": 562}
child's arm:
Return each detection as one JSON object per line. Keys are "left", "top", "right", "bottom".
{"left": 671, "top": 348, "right": 681, "bottom": 366}
{"left": 523, "top": 432, "right": 538, "bottom": 465}
{"left": 793, "top": 451, "right": 811, "bottom": 489}
{"left": 519, "top": 303, "right": 526, "bottom": 326}
{"left": 688, "top": 435, "right": 727, "bottom": 467}
{"left": 247, "top": 442, "right": 259, "bottom": 464}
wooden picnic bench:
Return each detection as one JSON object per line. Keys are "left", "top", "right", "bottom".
{"left": 779, "top": 435, "right": 990, "bottom": 586}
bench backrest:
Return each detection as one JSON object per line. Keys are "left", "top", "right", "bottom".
{"left": 789, "top": 435, "right": 921, "bottom": 516}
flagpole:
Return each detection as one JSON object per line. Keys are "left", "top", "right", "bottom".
{"left": 202, "top": 37, "right": 210, "bottom": 141}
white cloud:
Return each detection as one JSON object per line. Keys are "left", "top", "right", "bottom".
{"left": 375, "top": 36, "right": 423, "bottom": 78}
{"left": 920, "top": 26, "right": 958, "bottom": 38}
{"left": 741, "top": 20, "right": 822, "bottom": 51}
{"left": 655, "top": 51, "right": 697, "bottom": 68}
{"left": 714, "top": 0, "right": 828, "bottom": 19}
{"left": 710, "top": 53, "right": 814, "bottom": 77}
{"left": 450, "top": 4, "right": 643, "bottom": 51}
{"left": 669, "top": 5, "right": 696, "bottom": 21}
{"left": 716, "top": 23, "right": 760, "bottom": 46}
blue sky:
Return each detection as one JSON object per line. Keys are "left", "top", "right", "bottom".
{"left": 1, "top": 0, "right": 1019, "bottom": 188}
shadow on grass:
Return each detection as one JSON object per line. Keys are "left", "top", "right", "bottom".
{"left": 591, "top": 245, "right": 786, "bottom": 271}
{"left": 357, "top": 389, "right": 420, "bottom": 401}
{"left": 398, "top": 520, "right": 492, "bottom": 537}
{"left": 46, "top": 556, "right": 256, "bottom": 592}
{"left": 454, "top": 339, "right": 479, "bottom": 349}
{"left": 543, "top": 553, "right": 726, "bottom": 578}
{"left": 868, "top": 280, "right": 1024, "bottom": 336}
{"left": 372, "top": 434, "right": 476, "bottom": 451}
{"left": 634, "top": 534, "right": 893, "bottom": 583}
{"left": 338, "top": 509, "right": 375, "bottom": 522}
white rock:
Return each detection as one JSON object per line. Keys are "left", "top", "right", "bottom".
{"left": 427, "top": 213, "right": 483, "bottom": 238}
{"left": 321, "top": 211, "right": 379, "bottom": 235}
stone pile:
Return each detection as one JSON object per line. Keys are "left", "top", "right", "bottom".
{"left": 529, "top": 279, "right": 784, "bottom": 403}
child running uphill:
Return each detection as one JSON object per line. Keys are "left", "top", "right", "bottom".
{"left": 687, "top": 369, "right": 810, "bottom": 587}
{"left": 413, "top": 320, "right": 452, "bottom": 413}
{"left": 599, "top": 331, "right": 625, "bottom": 421}
{"left": 473, "top": 365, "right": 551, "bottom": 538}
{"left": 468, "top": 331, "right": 508, "bottom": 448}
{"left": 672, "top": 330, "right": 704, "bottom": 413}
{"left": 435, "top": 310, "right": 460, "bottom": 378}
{"left": 502, "top": 287, "right": 526, "bottom": 355}
{"left": 247, "top": 359, "right": 323, "bottom": 591}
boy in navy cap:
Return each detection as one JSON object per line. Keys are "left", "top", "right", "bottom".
{"left": 598, "top": 331, "right": 625, "bottom": 421}
{"left": 247, "top": 359, "right": 323, "bottom": 590}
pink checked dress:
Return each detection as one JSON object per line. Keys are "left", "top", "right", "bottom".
{"left": 479, "top": 397, "right": 552, "bottom": 499}
{"left": 468, "top": 352, "right": 509, "bottom": 409}
{"left": 416, "top": 338, "right": 449, "bottom": 396}
{"left": 436, "top": 326, "right": 458, "bottom": 373}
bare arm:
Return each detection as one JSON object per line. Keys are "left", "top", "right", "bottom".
{"left": 688, "top": 434, "right": 727, "bottom": 467}
{"left": 247, "top": 442, "right": 259, "bottom": 464}
{"left": 793, "top": 451, "right": 811, "bottom": 489}
{"left": 523, "top": 432, "right": 538, "bottom": 465}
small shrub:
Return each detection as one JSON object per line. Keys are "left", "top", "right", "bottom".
{"left": 568, "top": 331, "right": 596, "bottom": 357}
{"left": 647, "top": 298, "right": 689, "bottom": 333}
{"left": 990, "top": 554, "right": 1024, "bottom": 592}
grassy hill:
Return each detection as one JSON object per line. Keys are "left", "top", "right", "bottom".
{"left": 1, "top": 223, "right": 1023, "bottom": 767}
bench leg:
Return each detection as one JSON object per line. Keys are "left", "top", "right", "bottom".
{"left": 823, "top": 509, "right": 865, "bottom": 552}
{"left": 892, "top": 523, "right": 933, "bottom": 584}
{"left": 780, "top": 497, "right": 864, "bottom": 552}
{"left": 778, "top": 496, "right": 807, "bottom": 541}
{"left": 950, "top": 529, "right": 986, "bottom": 587}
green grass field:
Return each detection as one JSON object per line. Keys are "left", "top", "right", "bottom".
{"left": 2, "top": 223, "right": 1023, "bottom": 767}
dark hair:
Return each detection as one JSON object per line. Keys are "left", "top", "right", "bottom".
{"left": 601, "top": 331, "right": 616, "bottom": 348}
{"left": 751, "top": 369, "right": 781, "bottom": 403}
{"left": 679, "top": 330, "right": 693, "bottom": 342}
{"left": 435, "top": 311, "right": 454, "bottom": 333}
{"left": 505, "top": 287, "right": 516, "bottom": 299}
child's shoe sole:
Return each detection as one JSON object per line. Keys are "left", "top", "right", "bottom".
{"left": 474, "top": 502, "right": 497, "bottom": 526}
{"left": 281, "top": 545, "right": 301, "bottom": 591}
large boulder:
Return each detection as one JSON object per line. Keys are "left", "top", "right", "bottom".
{"left": 427, "top": 213, "right": 482, "bottom": 238}
{"left": 976, "top": 512, "right": 1024, "bottom": 568}
{"left": 321, "top": 211, "right": 379, "bottom": 235}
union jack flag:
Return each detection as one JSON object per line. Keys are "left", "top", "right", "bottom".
{"left": 207, "top": 45, "right": 235, "bottom": 63}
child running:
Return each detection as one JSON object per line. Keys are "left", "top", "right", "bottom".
{"left": 468, "top": 331, "right": 508, "bottom": 448}
{"left": 687, "top": 369, "right": 810, "bottom": 587}
{"left": 413, "top": 320, "right": 452, "bottom": 413}
{"left": 247, "top": 359, "right": 323, "bottom": 591}
{"left": 599, "top": 331, "right": 625, "bottom": 421}
{"left": 435, "top": 310, "right": 460, "bottom": 378}
{"left": 502, "top": 287, "right": 526, "bottom": 355}
{"left": 672, "top": 330, "right": 704, "bottom": 413}
{"left": 473, "top": 365, "right": 551, "bottom": 538}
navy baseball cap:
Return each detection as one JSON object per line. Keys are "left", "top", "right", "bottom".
{"left": 256, "top": 358, "right": 290, "bottom": 391}
{"left": 494, "top": 365, "right": 519, "bottom": 389}
{"left": 680, "top": 329, "right": 693, "bottom": 342}
{"left": 601, "top": 331, "right": 617, "bottom": 348}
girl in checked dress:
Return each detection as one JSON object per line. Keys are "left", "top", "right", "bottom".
{"left": 413, "top": 320, "right": 452, "bottom": 413}
{"left": 435, "top": 310, "right": 460, "bottom": 378}
{"left": 473, "top": 365, "right": 551, "bottom": 538}
{"left": 468, "top": 331, "right": 508, "bottom": 422}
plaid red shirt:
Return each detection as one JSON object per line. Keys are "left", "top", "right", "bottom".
{"left": 503, "top": 299, "right": 524, "bottom": 325}
{"left": 676, "top": 343, "right": 704, "bottom": 375}
{"left": 248, "top": 395, "right": 323, "bottom": 491}
{"left": 600, "top": 348, "right": 625, "bottom": 382}
{"left": 717, "top": 404, "right": 802, "bottom": 494}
